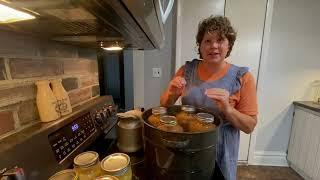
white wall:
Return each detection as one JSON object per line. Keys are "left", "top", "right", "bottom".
{"left": 225, "top": 0, "right": 267, "bottom": 161}
{"left": 175, "top": 0, "right": 225, "bottom": 70}
{"left": 225, "top": 0, "right": 267, "bottom": 79}
{"left": 143, "top": 1, "right": 177, "bottom": 109}
{"left": 254, "top": 0, "right": 320, "bottom": 165}
{"left": 132, "top": 50, "right": 145, "bottom": 108}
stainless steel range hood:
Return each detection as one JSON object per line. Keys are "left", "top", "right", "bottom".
{"left": 0, "top": 0, "right": 174, "bottom": 49}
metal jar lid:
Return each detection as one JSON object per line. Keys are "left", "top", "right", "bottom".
{"left": 101, "top": 153, "right": 130, "bottom": 176}
{"left": 152, "top": 106, "right": 167, "bottom": 115}
{"left": 48, "top": 169, "right": 78, "bottom": 180}
{"left": 160, "top": 115, "right": 177, "bottom": 126}
{"left": 196, "top": 113, "right": 215, "bottom": 123}
{"left": 74, "top": 151, "right": 99, "bottom": 168}
{"left": 96, "top": 175, "right": 119, "bottom": 180}
{"left": 181, "top": 105, "right": 196, "bottom": 113}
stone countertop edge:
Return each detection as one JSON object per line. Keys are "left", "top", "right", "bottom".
{"left": 293, "top": 101, "right": 320, "bottom": 113}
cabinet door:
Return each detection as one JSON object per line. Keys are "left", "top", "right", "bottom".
{"left": 288, "top": 108, "right": 307, "bottom": 165}
{"left": 304, "top": 113, "right": 320, "bottom": 179}
{"left": 310, "top": 115, "right": 320, "bottom": 180}
{"left": 288, "top": 108, "right": 320, "bottom": 179}
{"left": 287, "top": 109, "right": 299, "bottom": 161}
{"left": 297, "top": 112, "right": 313, "bottom": 171}
{"left": 296, "top": 110, "right": 310, "bottom": 170}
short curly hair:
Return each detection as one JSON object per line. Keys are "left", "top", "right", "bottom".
{"left": 196, "top": 15, "right": 236, "bottom": 58}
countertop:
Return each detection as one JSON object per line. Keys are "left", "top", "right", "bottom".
{"left": 293, "top": 101, "right": 320, "bottom": 113}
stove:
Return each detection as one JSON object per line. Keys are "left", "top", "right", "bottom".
{"left": 0, "top": 96, "right": 118, "bottom": 180}
{"left": 0, "top": 95, "right": 225, "bottom": 180}
{"left": 47, "top": 97, "right": 117, "bottom": 164}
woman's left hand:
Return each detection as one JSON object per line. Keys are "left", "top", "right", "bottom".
{"left": 205, "top": 88, "right": 231, "bottom": 114}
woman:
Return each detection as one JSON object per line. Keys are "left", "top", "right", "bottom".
{"left": 160, "top": 15, "right": 258, "bottom": 180}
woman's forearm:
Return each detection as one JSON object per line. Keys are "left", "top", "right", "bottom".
{"left": 223, "top": 107, "right": 257, "bottom": 134}
{"left": 160, "top": 90, "right": 180, "bottom": 107}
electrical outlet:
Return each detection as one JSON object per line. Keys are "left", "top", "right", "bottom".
{"left": 152, "top": 68, "right": 161, "bottom": 78}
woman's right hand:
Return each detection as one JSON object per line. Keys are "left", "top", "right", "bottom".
{"left": 168, "top": 76, "right": 186, "bottom": 96}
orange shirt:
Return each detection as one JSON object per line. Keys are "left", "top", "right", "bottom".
{"left": 173, "top": 62, "right": 258, "bottom": 116}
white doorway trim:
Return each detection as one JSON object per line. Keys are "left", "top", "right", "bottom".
{"left": 175, "top": 0, "right": 182, "bottom": 71}
{"left": 248, "top": 0, "right": 275, "bottom": 165}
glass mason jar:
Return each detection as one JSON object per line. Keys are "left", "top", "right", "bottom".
{"left": 96, "top": 175, "right": 119, "bottom": 180}
{"left": 175, "top": 105, "right": 196, "bottom": 132}
{"left": 49, "top": 169, "right": 79, "bottom": 180}
{"left": 158, "top": 115, "right": 183, "bottom": 133}
{"left": 100, "top": 153, "right": 132, "bottom": 180}
{"left": 189, "top": 113, "right": 216, "bottom": 132}
{"left": 148, "top": 107, "right": 167, "bottom": 128}
{"left": 74, "top": 151, "right": 101, "bottom": 180}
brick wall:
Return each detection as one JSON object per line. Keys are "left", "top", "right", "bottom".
{"left": 0, "top": 30, "right": 100, "bottom": 139}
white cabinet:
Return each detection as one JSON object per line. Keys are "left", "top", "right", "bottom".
{"left": 288, "top": 106, "right": 320, "bottom": 179}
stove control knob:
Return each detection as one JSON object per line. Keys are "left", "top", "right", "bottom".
{"left": 102, "top": 108, "right": 110, "bottom": 118}
{"left": 94, "top": 113, "right": 103, "bottom": 125}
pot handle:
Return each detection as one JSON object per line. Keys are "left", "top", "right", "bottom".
{"left": 161, "top": 138, "right": 189, "bottom": 148}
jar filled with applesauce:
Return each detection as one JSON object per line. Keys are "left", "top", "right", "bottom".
{"left": 175, "top": 105, "right": 196, "bottom": 131}
{"left": 189, "top": 113, "right": 216, "bottom": 132}
{"left": 158, "top": 115, "right": 183, "bottom": 133}
{"left": 100, "top": 153, "right": 132, "bottom": 180}
{"left": 95, "top": 175, "right": 119, "bottom": 180}
{"left": 147, "top": 107, "right": 167, "bottom": 128}
{"left": 74, "top": 151, "right": 101, "bottom": 180}
{"left": 49, "top": 169, "right": 79, "bottom": 180}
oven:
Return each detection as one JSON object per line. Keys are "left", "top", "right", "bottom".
{"left": 0, "top": 96, "right": 119, "bottom": 179}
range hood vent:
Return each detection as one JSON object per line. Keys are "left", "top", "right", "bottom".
{"left": 0, "top": 0, "right": 173, "bottom": 49}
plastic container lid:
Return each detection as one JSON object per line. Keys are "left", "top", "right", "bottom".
{"left": 152, "top": 107, "right": 167, "bottom": 115}
{"left": 196, "top": 113, "right": 215, "bottom": 123}
{"left": 160, "top": 115, "right": 177, "bottom": 125}
{"left": 74, "top": 151, "right": 99, "bottom": 168}
{"left": 181, "top": 105, "right": 196, "bottom": 113}
{"left": 101, "top": 153, "right": 130, "bottom": 176}
{"left": 96, "top": 175, "right": 119, "bottom": 180}
{"left": 48, "top": 169, "right": 78, "bottom": 180}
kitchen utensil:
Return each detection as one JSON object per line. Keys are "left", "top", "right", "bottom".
{"left": 116, "top": 110, "right": 143, "bottom": 153}
{"left": 142, "top": 105, "right": 221, "bottom": 180}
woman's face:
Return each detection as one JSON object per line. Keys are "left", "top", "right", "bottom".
{"left": 199, "top": 31, "right": 229, "bottom": 63}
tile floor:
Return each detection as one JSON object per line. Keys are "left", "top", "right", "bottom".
{"left": 237, "top": 165, "right": 303, "bottom": 180}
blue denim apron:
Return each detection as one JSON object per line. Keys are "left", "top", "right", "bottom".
{"left": 181, "top": 59, "right": 248, "bottom": 180}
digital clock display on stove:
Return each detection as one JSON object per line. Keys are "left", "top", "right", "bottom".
{"left": 71, "top": 123, "right": 79, "bottom": 132}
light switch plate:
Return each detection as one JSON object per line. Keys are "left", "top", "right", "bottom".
{"left": 152, "top": 67, "right": 161, "bottom": 78}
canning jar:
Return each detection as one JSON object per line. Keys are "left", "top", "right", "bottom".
{"left": 100, "top": 153, "right": 132, "bottom": 180}
{"left": 158, "top": 115, "right": 183, "bottom": 133}
{"left": 148, "top": 107, "right": 167, "bottom": 127}
{"left": 96, "top": 175, "right": 119, "bottom": 180}
{"left": 189, "top": 113, "right": 216, "bottom": 132}
{"left": 49, "top": 169, "right": 78, "bottom": 180}
{"left": 74, "top": 151, "right": 101, "bottom": 180}
{"left": 175, "top": 105, "right": 196, "bottom": 131}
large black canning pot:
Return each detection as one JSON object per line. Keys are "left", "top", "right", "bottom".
{"left": 142, "top": 105, "right": 222, "bottom": 180}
